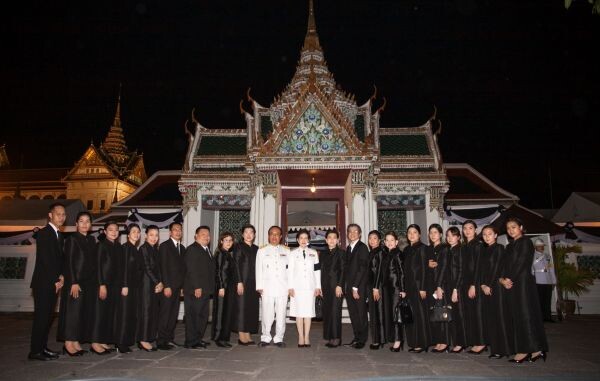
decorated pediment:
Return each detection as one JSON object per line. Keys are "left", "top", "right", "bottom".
{"left": 277, "top": 103, "right": 348, "bottom": 155}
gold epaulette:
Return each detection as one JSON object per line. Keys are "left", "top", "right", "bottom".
{"left": 260, "top": 244, "right": 268, "bottom": 249}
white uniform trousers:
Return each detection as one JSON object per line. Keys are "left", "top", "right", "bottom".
{"left": 260, "top": 295, "right": 288, "bottom": 343}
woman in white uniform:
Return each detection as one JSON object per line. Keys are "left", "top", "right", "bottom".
{"left": 288, "top": 229, "right": 322, "bottom": 347}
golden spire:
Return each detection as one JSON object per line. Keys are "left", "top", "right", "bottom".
{"left": 302, "top": 0, "right": 321, "bottom": 52}
{"left": 102, "top": 84, "right": 129, "bottom": 164}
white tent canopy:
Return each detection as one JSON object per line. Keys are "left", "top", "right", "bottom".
{"left": 553, "top": 192, "right": 600, "bottom": 224}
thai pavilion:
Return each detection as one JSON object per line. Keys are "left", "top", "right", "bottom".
{"left": 177, "top": 1, "right": 448, "bottom": 246}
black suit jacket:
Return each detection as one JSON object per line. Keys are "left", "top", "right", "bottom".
{"left": 183, "top": 242, "right": 216, "bottom": 295}
{"left": 344, "top": 240, "right": 370, "bottom": 292}
{"left": 30, "top": 224, "right": 63, "bottom": 289}
{"left": 158, "top": 239, "right": 186, "bottom": 290}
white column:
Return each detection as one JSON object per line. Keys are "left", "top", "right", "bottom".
{"left": 262, "top": 193, "right": 277, "bottom": 245}
{"left": 183, "top": 193, "right": 202, "bottom": 247}
{"left": 352, "top": 193, "right": 366, "bottom": 232}
{"left": 425, "top": 191, "right": 443, "bottom": 228}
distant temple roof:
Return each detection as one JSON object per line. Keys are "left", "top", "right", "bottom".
{"left": 444, "top": 163, "right": 518, "bottom": 205}
{"left": 112, "top": 170, "right": 182, "bottom": 208}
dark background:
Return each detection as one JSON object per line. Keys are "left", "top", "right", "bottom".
{"left": 2, "top": 0, "right": 599, "bottom": 209}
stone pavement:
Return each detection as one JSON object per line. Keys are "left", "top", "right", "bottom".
{"left": 0, "top": 313, "right": 599, "bottom": 381}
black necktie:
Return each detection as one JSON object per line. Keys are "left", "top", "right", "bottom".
{"left": 176, "top": 242, "right": 180, "bottom": 254}
{"left": 303, "top": 249, "right": 306, "bottom": 259}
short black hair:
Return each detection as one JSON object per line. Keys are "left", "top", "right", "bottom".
{"left": 241, "top": 224, "right": 256, "bottom": 234}
{"left": 406, "top": 224, "right": 421, "bottom": 235}
{"left": 49, "top": 202, "right": 66, "bottom": 212}
{"left": 127, "top": 223, "right": 141, "bottom": 235}
{"left": 75, "top": 211, "right": 92, "bottom": 223}
{"left": 195, "top": 225, "right": 210, "bottom": 234}
{"left": 368, "top": 230, "right": 381, "bottom": 240}
{"left": 325, "top": 229, "right": 339, "bottom": 239}
{"left": 447, "top": 226, "right": 461, "bottom": 239}
{"left": 169, "top": 222, "right": 182, "bottom": 231}
{"left": 384, "top": 231, "right": 398, "bottom": 240}
{"left": 347, "top": 223, "right": 362, "bottom": 234}
{"left": 481, "top": 224, "right": 498, "bottom": 235}
{"left": 103, "top": 221, "right": 119, "bottom": 230}
{"left": 296, "top": 229, "right": 310, "bottom": 240}
{"left": 145, "top": 224, "right": 159, "bottom": 234}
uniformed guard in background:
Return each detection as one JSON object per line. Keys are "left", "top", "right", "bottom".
{"left": 532, "top": 239, "right": 556, "bottom": 322}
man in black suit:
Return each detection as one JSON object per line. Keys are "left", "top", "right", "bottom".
{"left": 157, "top": 222, "right": 186, "bottom": 350}
{"left": 28, "top": 202, "right": 66, "bottom": 360}
{"left": 183, "top": 225, "right": 216, "bottom": 349}
{"left": 343, "top": 223, "right": 370, "bottom": 349}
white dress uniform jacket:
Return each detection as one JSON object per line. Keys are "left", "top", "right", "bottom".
{"left": 532, "top": 249, "right": 557, "bottom": 285}
{"left": 256, "top": 244, "right": 289, "bottom": 297}
{"left": 288, "top": 246, "right": 321, "bottom": 317}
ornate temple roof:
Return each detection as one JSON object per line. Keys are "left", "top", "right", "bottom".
{"left": 63, "top": 91, "right": 147, "bottom": 186}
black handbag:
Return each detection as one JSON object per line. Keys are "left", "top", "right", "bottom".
{"left": 314, "top": 296, "right": 323, "bottom": 321}
{"left": 394, "top": 298, "right": 413, "bottom": 324}
{"left": 430, "top": 299, "right": 453, "bottom": 322}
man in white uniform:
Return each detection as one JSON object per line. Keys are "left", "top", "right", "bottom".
{"left": 256, "top": 226, "right": 290, "bottom": 347}
{"left": 532, "top": 238, "right": 556, "bottom": 322}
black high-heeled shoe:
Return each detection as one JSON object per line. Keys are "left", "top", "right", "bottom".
{"left": 409, "top": 347, "right": 428, "bottom": 353}
{"left": 62, "top": 346, "right": 83, "bottom": 357}
{"left": 509, "top": 353, "right": 532, "bottom": 363}
{"left": 488, "top": 354, "right": 504, "bottom": 359}
{"left": 431, "top": 346, "right": 449, "bottom": 353}
{"left": 530, "top": 351, "right": 547, "bottom": 362}
{"left": 370, "top": 343, "right": 383, "bottom": 350}
{"left": 137, "top": 343, "right": 157, "bottom": 352}
{"left": 450, "top": 347, "right": 464, "bottom": 353}
{"left": 90, "top": 347, "right": 110, "bottom": 355}
{"left": 116, "top": 345, "right": 131, "bottom": 353}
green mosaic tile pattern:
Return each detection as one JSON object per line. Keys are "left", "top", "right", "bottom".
{"left": 219, "top": 210, "right": 251, "bottom": 242}
{"left": 380, "top": 134, "right": 430, "bottom": 156}
{"left": 197, "top": 136, "right": 247, "bottom": 156}
{"left": 0, "top": 257, "right": 27, "bottom": 279}
{"left": 377, "top": 210, "right": 407, "bottom": 238}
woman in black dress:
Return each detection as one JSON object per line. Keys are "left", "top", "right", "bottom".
{"left": 212, "top": 232, "right": 238, "bottom": 347}
{"left": 233, "top": 224, "right": 259, "bottom": 345}
{"left": 404, "top": 224, "right": 430, "bottom": 353}
{"left": 137, "top": 225, "right": 163, "bottom": 351}
{"left": 57, "top": 211, "right": 96, "bottom": 356}
{"left": 320, "top": 229, "right": 345, "bottom": 348}
{"left": 367, "top": 230, "right": 384, "bottom": 349}
{"left": 114, "top": 224, "right": 143, "bottom": 353}
{"left": 427, "top": 224, "right": 450, "bottom": 353}
{"left": 381, "top": 231, "right": 405, "bottom": 352}
{"left": 500, "top": 217, "right": 548, "bottom": 363}
{"left": 90, "top": 221, "right": 121, "bottom": 354}
{"left": 479, "top": 225, "right": 512, "bottom": 359}
{"left": 446, "top": 227, "right": 468, "bottom": 353}
{"left": 462, "top": 220, "right": 486, "bottom": 354}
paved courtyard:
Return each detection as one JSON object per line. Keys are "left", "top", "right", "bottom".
{"left": 0, "top": 313, "right": 599, "bottom": 381}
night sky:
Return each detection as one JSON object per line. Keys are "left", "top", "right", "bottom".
{"left": 3, "top": 0, "right": 599, "bottom": 209}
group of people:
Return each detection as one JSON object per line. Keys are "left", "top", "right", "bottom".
{"left": 28, "top": 202, "right": 549, "bottom": 365}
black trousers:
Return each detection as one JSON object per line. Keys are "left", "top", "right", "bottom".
{"left": 30, "top": 285, "right": 58, "bottom": 354}
{"left": 157, "top": 288, "right": 181, "bottom": 345}
{"left": 537, "top": 284, "right": 554, "bottom": 321}
{"left": 184, "top": 293, "right": 211, "bottom": 346}
{"left": 345, "top": 286, "right": 368, "bottom": 343}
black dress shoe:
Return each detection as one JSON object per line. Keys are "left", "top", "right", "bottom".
{"left": 275, "top": 342, "right": 286, "bottom": 348}
{"left": 258, "top": 341, "right": 270, "bottom": 347}
{"left": 370, "top": 343, "right": 383, "bottom": 350}
{"left": 44, "top": 348, "right": 60, "bottom": 357}
{"left": 200, "top": 340, "right": 211, "bottom": 346}
{"left": 223, "top": 342, "right": 232, "bottom": 347}
{"left": 408, "top": 347, "right": 427, "bottom": 353}
{"left": 28, "top": 352, "right": 55, "bottom": 361}
{"left": 215, "top": 341, "right": 228, "bottom": 348}
{"left": 157, "top": 343, "right": 174, "bottom": 351}
{"left": 343, "top": 339, "right": 358, "bottom": 347}
{"left": 352, "top": 342, "right": 365, "bottom": 349}
{"left": 116, "top": 345, "right": 132, "bottom": 353}
{"left": 169, "top": 341, "right": 183, "bottom": 347}
{"left": 184, "top": 342, "right": 207, "bottom": 349}
{"left": 488, "top": 354, "right": 504, "bottom": 359}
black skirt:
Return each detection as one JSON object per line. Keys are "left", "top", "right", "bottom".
{"left": 88, "top": 285, "right": 118, "bottom": 343}
{"left": 137, "top": 279, "right": 160, "bottom": 342}
{"left": 114, "top": 287, "right": 139, "bottom": 346}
